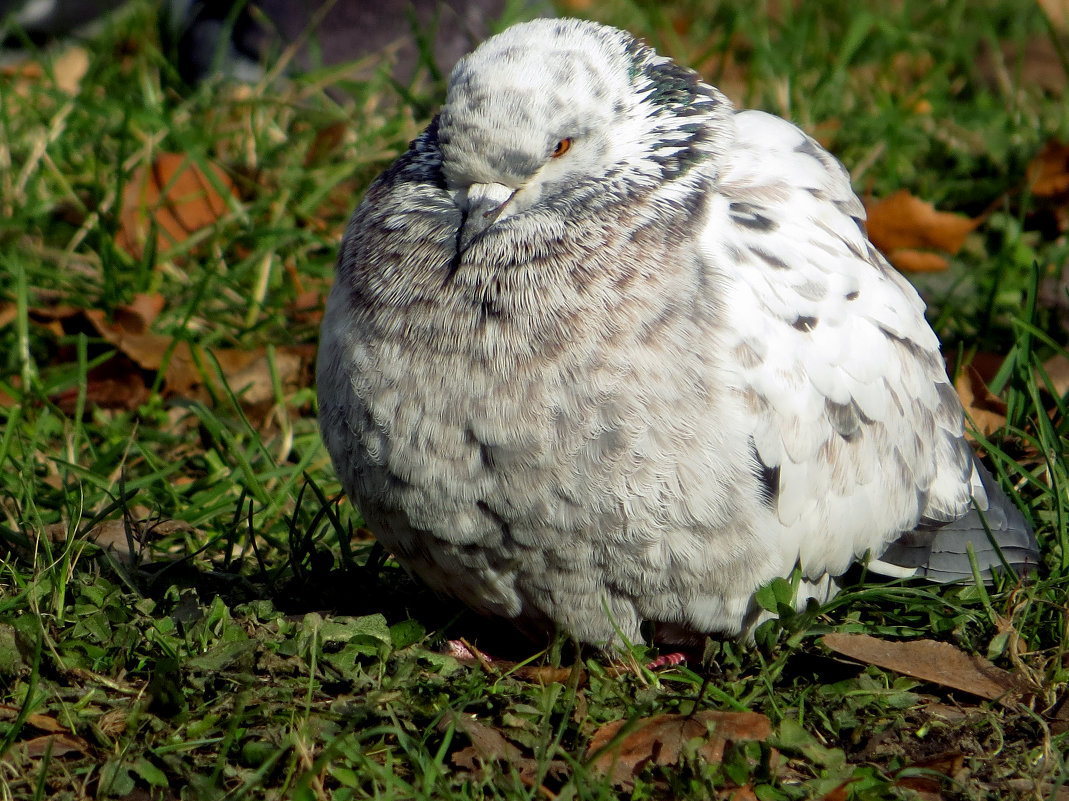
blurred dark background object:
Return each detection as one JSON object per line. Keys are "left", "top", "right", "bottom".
{"left": 1, "top": 0, "right": 129, "bottom": 41}
{"left": 1, "top": 1, "right": 548, "bottom": 89}
{"left": 163, "top": 0, "right": 543, "bottom": 88}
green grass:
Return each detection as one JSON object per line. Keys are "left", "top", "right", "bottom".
{"left": 1, "top": 0, "right": 1067, "bottom": 798}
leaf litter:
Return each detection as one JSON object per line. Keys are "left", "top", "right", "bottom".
{"left": 585, "top": 711, "right": 772, "bottom": 791}
{"left": 822, "top": 634, "right": 1024, "bottom": 704}
{"left": 0, "top": 294, "right": 314, "bottom": 421}
{"left": 864, "top": 189, "right": 979, "bottom": 273}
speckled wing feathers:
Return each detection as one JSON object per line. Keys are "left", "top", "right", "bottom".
{"left": 708, "top": 109, "right": 1030, "bottom": 580}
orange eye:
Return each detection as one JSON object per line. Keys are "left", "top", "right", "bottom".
{"left": 551, "top": 138, "right": 572, "bottom": 158}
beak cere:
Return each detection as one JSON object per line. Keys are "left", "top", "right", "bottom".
{"left": 458, "top": 182, "right": 517, "bottom": 251}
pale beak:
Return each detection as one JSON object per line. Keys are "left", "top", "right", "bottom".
{"left": 458, "top": 182, "right": 516, "bottom": 251}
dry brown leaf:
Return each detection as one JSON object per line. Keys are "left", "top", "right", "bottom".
{"left": 896, "top": 751, "right": 965, "bottom": 799}
{"left": 444, "top": 713, "right": 568, "bottom": 786}
{"left": 157, "top": 342, "right": 315, "bottom": 409}
{"left": 1039, "top": 0, "right": 1069, "bottom": 32}
{"left": 886, "top": 250, "right": 952, "bottom": 273}
{"left": 222, "top": 346, "right": 311, "bottom": 406}
{"left": 52, "top": 46, "right": 89, "bottom": 94}
{"left": 0, "top": 706, "right": 91, "bottom": 759}
{"left": 41, "top": 517, "right": 194, "bottom": 565}
{"left": 721, "top": 787, "right": 760, "bottom": 801}
{"left": 1048, "top": 692, "right": 1069, "bottom": 736}
{"left": 51, "top": 356, "right": 149, "bottom": 413}
{"left": 0, "top": 59, "right": 41, "bottom": 97}
{"left": 978, "top": 38, "right": 1067, "bottom": 98}
{"left": 447, "top": 714, "right": 523, "bottom": 766}
{"left": 1040, "top": 352, "right": 1069, "bottom": 398}
{"left": 76, "top": 304, "right": 313, "bottom": 407}
{"left": 18, "top": 733, "right": 90, "bottom": 759}
{"left": 1, "top": 46, "right": 88, "bottom": 96}
{"left": 0, "top": 705, "right": 68, "bottom": 734}
{"left": 290, "top": 287, "right": 327, "bottom": 326}
{"left": 25, "top": 303, "right": 78, "bottom": 337}
{"left": 822, "top": 634, "right": 1022, "bottom": 704}
{"left": 821, "top": 783, "right": 853, "bottom": 801}
{"left": 586, "top": 711, "right": 771, "bottom": 790}
{"left": 1028, "top": 141, "right": 1069, "bottom": 198}
{"left": 304, "top": 121, "right": 348, "bottom": 167}
{"left": 117, "top": 153, "right": 237, "bottom": 260}
{"left": 22, "top": 299, "right": 312, "bottom": 415}
{"left": 115, "top": 293, "right": 165, "bottom": 333}
{"left": 865, "top": 190, "right": 978, "bottom": 272}
{"left": 512, "top": 665, "right": 579, "bottom": 685}
{"left": 556, "top": 0, "right": 594, "bottom": 11}
{"left": 45, "top": 520, "right": 133, "bottom": 561}
{"left": 954, "top": 365, "right": 1008, "bottom": 437}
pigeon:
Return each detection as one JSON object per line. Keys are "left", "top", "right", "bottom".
{"left": 317, "top": 18, "right": 1040, "bottom": 647}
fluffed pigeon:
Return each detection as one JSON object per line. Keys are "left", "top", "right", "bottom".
{"left": 317, "top": 18, "right": 1040, "bottom": 647}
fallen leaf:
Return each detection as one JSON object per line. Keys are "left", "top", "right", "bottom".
{"left": 822, "top": 634, "right": 1023, "bottom": 704}
{"left": 884, "top": 250, "right": 954, "bottom": 273}
{"left": 443, "top": 712, "right": 568, "bottom": 786}
{"left": 220, "top": 346, "right": 311, "bottom": 407}
{"left": 18, "top": 733, "right": 90, "bottom": 759}
{"left": 304, "top": 121, "right": 348, "bottom": 167}
{"left": 954, "top": 365, "right": 1008, "bottom": 437}
{"left": 896, "top": 751, "right": 965, "bottom": 798}
{"left": 1047, "top": 692, "right": 1069, "bottom": 735}
{"left": 586, "top": 711, "right": 772, "bottom": 790}
{"left": 1028, "top": 141, "right": 1069, "bottom": 198}
{"left": 1039, "top": 0, "right": 1069, "bottom": 32}
{"left": 20, "top": 299, "right": 313, "bottom": 416}
{"left": 865, "top": 190, "right": 979, "bottom": 272}
{"left": 0, "top": 302, "right": 15, "bottom": 329}
{"left": 821, "top": 783, "right": 852, "bottom": 801}
{"left": 117, "top": 153, "right": 238, "bottom": 261}
{"left": 2, "top": 46, "right": 89, "bottom": 96}
{"left": 721, "top": 787, "right": 760, "bottom": 801}
{"left": 0, "top": 706, "right": 69, "bottom": 733}
{"left": 512, "top": 665, "right": 577, "bottom": 685}
{"left": 290, "top": 287, "right": 327, "bottom": 326}
{"left": 43, "top": 517, "right": 195, "bottom": 566}
{"left": 0, "top": 707, "right": 92, "bottom": 759}
{"left": 81, "top": 302, "right": 303, "bottom": 402}
{"left": 977, "top": 38, "right": 1067, "bottom": 98}
{"left": 114, "top": 293, "right": 165, "bottom": 333}
{"left": 50, "top": 354, "right": 150, "bottom": 413}
{"left": 52, "top": 46, "right": 89, "bottom": 95}
{"left": 556, "top": 0, "right": 594, "bottom": 11}
{"left": 1039, "top": 353, "right": 1069, "bottom": 398}
{"left": 918, "top": 702, "right": 969, "bottom": 723}
{"left": 446, "top": 714, "right": 522, "bottom": 765}
{"left": 44, "top": 519, "right": 142, "bottom": 562}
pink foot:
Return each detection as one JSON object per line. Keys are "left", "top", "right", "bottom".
{"left": 646, "top": 652, "right": 688, "bottom": 669}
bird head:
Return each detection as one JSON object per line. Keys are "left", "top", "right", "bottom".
{"left": 435, "top": 19, "right": 733, "bottom": 250}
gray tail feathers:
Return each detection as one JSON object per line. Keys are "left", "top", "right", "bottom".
{"left": 870, "top": 459, "right": 1039, "bottom": 583}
